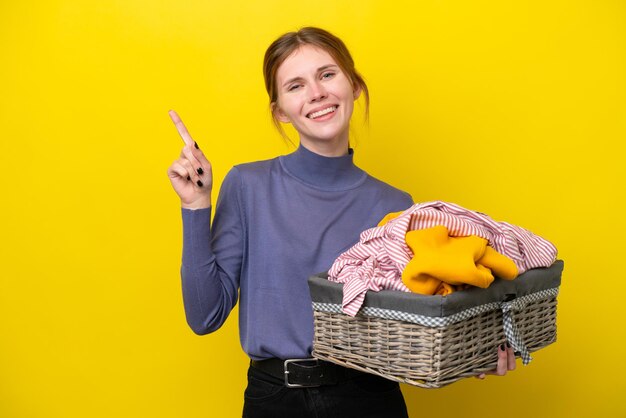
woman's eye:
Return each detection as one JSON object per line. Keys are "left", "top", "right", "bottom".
{"left": 288, "top": 84, "right": 301, "bottom": 91}
{"left": 322, "top": 72, "right": 335, "bottom": 79}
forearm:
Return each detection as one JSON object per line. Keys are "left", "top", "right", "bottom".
{"left": 181, "top": 207, "right": 239, "bottom": 335}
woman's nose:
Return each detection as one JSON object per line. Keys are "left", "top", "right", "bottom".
{"left": 308, "top": 81, "right": 328, "bottom": 102}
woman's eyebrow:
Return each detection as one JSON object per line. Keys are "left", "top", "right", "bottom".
{"left": 282, "top": 64, "right": 339, "bottom": 87}
{"left": 317, "top": 64, "right": 338, "bottom": 72}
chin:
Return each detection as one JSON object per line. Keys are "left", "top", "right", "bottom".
{"left": 309, "top": 127, "right": 348, "bottom": 141}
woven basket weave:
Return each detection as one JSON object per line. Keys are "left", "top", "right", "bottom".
{"left": 309, "top": 261, "right": 562, "bottom": 389}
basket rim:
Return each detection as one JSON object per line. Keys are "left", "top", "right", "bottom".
{"left": 309, "top": 260, "right": 563, "bottom": 318}
{"left": 312, "top": 286, "right": 559, "bottom": 327}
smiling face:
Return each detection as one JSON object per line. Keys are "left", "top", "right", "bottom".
{"left": 272, "top": 45, "right": 361, "bottom": 156}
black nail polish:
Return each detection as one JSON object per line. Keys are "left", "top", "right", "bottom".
{"left": 187, "top": 175, "right": 191, "bottom": 181}
{"left": 197, "top": 167, "right": 204, "bottom": 175}
{"left": 506, "top": 342, "right": 511, "bottom": 348}
{"left": 500, "top": 344, "right": 505, "bottom": 351}
{"left": 197, "top": 180, "right": 203, "bottom": 187}
{"left": 194, "top": 142, "right": 199, "bottom": 149}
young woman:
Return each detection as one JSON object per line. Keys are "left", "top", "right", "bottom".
{"left": 167, "top": 27, "right": 515, "bottom": 418}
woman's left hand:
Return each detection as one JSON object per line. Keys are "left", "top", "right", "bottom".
{"left": 476, "top": 343, "right": 516, "bottom": 379}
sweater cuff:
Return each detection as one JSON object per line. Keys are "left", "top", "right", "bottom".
{"left": 181, "top": 207, "right": 213, "bottom": 267}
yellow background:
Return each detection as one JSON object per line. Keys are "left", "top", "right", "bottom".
{"left": 1, "top": 1, "right": 624, "bottom": 417}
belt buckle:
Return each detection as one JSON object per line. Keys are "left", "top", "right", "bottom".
{"left": 283, "top": 358, "right": 320, "bottom": 388}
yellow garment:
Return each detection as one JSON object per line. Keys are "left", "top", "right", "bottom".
{"left": 479, "top": 246, "right": 518, "bottom": 279}
{"left": 377, "top": 211, "right": 404, "bottom": 227}
{"left": 401, "top": 225, "right": 518, "bottom": 295}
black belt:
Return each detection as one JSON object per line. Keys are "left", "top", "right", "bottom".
{"left": 250, "top": 358, "right": 364, "bottom": 388}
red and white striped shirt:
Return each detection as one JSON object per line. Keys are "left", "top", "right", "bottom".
{"left": 328, "top": 201, "right": 558, "bottom": 316}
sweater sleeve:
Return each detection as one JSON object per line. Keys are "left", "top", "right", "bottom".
{"left": 180, "top": 167, "right": 245, "bottom": 335}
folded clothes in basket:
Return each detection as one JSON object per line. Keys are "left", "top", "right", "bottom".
{"left": 308, "top": 260, "right": 564, "bottom": 388}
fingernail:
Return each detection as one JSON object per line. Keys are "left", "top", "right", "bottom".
{"left": 506, "top": 342, "right": 511, "bottom": 348}
{"left": 194, "top": 142, "right": 199, "bottom": 149}
{"left": 187, "top": 175, "right": 191, "bottom": 181}
{"left": 197, "top": 167, "right": 204, "bottom": 175}
{"left": 197, "top": 180, "right": 203, "bottom": 187}
{"left": 500, "top": 344, "right": 505, "bottom": 351}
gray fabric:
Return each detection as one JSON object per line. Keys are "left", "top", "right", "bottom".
{"left": 308, "top": 260, "right": 563, "bottom": 317}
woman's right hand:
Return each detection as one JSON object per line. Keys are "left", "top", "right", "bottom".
{"left": 167, "top": 110, "right": 213, "bottom": 209}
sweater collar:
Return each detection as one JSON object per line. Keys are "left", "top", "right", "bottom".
{"left": 279, "top": 143, "right": 366, "bottom": 190}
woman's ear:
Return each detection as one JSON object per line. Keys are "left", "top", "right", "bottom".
{"left": 272, "top": 102, "right": 291, "bottom": 123}
{"left": 353, "top": 84, "right": 362, "bottom": 100}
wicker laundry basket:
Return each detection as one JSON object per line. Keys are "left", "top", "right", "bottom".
{"left": 308, "top": 260, "right": 563, "bottom": 389}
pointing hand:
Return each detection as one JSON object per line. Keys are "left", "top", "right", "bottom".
{"left": 166, "top": 110, "right": 213, "bottom": 209}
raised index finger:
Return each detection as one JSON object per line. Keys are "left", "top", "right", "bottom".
{"left": 168, "top": 110, "right": 194, "bottom": 146}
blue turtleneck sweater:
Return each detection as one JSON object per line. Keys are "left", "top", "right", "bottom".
{"left": 181, "top": 144, "right": 413, "bottom": 360}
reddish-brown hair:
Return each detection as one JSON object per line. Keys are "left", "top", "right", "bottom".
{"left": 263, "top": 27, "right": 370, "bottom": 141}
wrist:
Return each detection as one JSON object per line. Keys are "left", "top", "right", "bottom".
{"left": 181, "top": 197, "right": 212, "bottom": 210}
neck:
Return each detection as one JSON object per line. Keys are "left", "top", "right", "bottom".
{"left": 279, "top": 143, "right": 366, "bottom": 190}
{"left": 298, "top": 133, "right": 350, "bottom": 157}
{"left": 299, "top": 141, "right": 349, "bottom": 157}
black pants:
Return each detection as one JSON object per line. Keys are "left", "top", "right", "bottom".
{"left": 242, "top": 363, "right": 409, "bottom": 418}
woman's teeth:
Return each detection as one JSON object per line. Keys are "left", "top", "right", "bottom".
{"left": 308, "top": 106, "right": 338, "bottom": 119}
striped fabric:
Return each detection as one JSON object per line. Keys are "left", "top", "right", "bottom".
{"left": 328, "top": 201, "right": 558, "bottom": 316}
